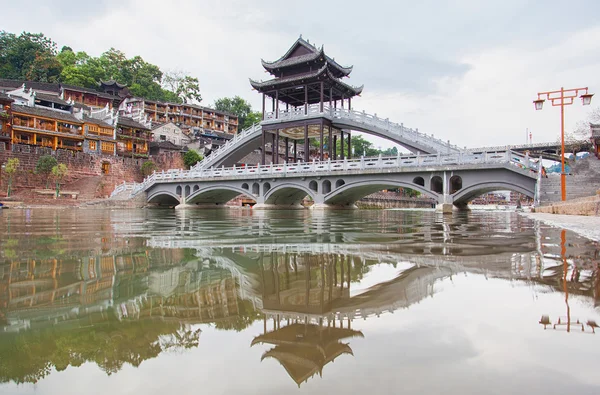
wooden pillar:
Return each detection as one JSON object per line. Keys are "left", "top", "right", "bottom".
{"left": 293, "top": 140, "right": 298, "bottom": 162}
{"left": 304, "top": 124, "right": 309, "bottom": 162}
{"left": 320, "top": 81, "right": 324, "bottom": 113}
{"left": 260, "top": 130, "right": 267, "bottom": 165}
{"left": 319, "top": 123, "right": 324, "bottom": 161}
{"left": 340, "top": 131, "right": 345, "bottom": 160}
{"left": 333, "top": 135, "right": 337, "bottom": 160}
{"left": 328, "top": 125, "right": 332, "bottom": 160}
{"left": 272, "top": 97, "right": 275, "bottom": 112}
{"left": 304, "top": 85, "right": 308, "bottom": 115}
{"left": 341, "top": 95, "right": 344, "bottom": 109}
{"left": 348, "top": 97, "right": 352, "bottom": 111}
{"left": 275, "top": 90, "right": 279, "bottom": 119}
{"left": 347, "top": 131, "right": 352, "bottom": 159}
{"left": 262, "top": 93, "right": 265, "bottom": 120}
{"left": 285, "top": 137, "right": 289, "bottom": 163}
{"left": 271, "top": 132, "right": 275, "bottom": 164}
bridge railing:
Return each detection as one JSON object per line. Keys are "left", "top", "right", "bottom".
{"left": 191, "top": 123, "right": 262, "bottom": 171}
{"left": 138, "top": 150, "right": 538, "bottom": 185}
{"left": 264, "top": 104, "right": 461, "bottom": 154}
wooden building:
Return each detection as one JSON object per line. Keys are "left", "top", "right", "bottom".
{"left": 0, "top": 93, "right": 13, "bottom": 149}
{"left": 116, "top": 116, "right": 152, "bottom": 158}
{"left": 250, "top": 37, "right": 363, "bottom": 164}
{"left": 11, "top": 104, "right": 85, "bottom": 151}
{"left": 120, "top": 98, "right": 239, "bottom": 135}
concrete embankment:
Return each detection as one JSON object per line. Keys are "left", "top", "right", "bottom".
{"left": 534, "top": 193, "right": 600, "bottom": 216}
{"left": 520, "top": 212, "right": 600, "bottom": 242}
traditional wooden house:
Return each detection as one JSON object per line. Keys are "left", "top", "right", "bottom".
{"left": 116, "top": 116, "right": 152, "bottom": 158}
{"left": 83, "top": 116, "right": 116, "bottom": 155}
{"left": 11, "top": 104, "right": 84, "bottom": 151}
{"left": 0, "top": 92, "right": 13, "bottom": 149}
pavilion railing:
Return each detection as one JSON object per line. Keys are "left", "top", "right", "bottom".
{"left": 113, "top": 149, "right": 539, "bottom": 199}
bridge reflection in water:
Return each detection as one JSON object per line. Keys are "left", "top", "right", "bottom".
{"left": 1, "top": 210, "right": 599, "bottom": 387}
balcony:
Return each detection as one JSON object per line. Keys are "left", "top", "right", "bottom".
{"left": 13, "top": 117, "right": 35, "bottom": 128}
{"left": 58, "top": 124, "right": 82, "bottom": 135}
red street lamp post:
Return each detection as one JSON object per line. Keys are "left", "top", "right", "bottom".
{"left": 533, "top": 87, "right": 594, "bottom": 201}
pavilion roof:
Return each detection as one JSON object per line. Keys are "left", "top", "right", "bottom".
{"left": 250, "top": 64, "right": 363, "bottom": 106}
{"left": 261, "top": 37, "right": 353, "bottom": 78}
{"left": 251, "top": 323, "right": 363, "bottom": 347}
{"left": 83, "top": 115, "right": 114, "bottom": 129}
{"left": 99, "top": 80, "right": 128, "bottom": 89}
{"left": 261, "top": 342, "right": 354, "bottom": 386}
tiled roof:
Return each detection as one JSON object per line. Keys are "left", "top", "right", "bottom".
{"left": 61, "top": 84, "right": 120, "bottom": 100}
{"left": 83, "top": 115, "right": 113, "bottom": 129}
{"left": 11, "top": 104, "right": 81, "bottom": 124}
{"left": 0, "top": 79, "right": 61, "bottom": 93}
{"left": 0, "top": 92, "right": 14, "bottom": 102}
{"left": 149, "top": 140, "right": 184, "bottom": 151}
{"left": 117, "top": 116, "right": 150, "bottom": 130}
{"left": 35, "top": 93, "right": 70, "bottom": 106}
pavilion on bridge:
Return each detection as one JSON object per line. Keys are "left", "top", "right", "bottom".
{"left": 250, "top": 36, "right": 363, "bottom": 165}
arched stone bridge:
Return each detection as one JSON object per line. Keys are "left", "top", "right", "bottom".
{"left": 136, "top": 150, "right": 539, "bottom": 211}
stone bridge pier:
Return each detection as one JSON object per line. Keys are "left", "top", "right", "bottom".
{"left": 144, "top": 165, "right": 537, "bottom": 213}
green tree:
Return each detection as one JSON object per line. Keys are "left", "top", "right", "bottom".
{"left": 163, "top": 71, "right": 202, "bottom": 103}
{"left": 335, "top": 134, "right": 379, "bottom": 158}
{"left": 51, "top": 163, "right": 68, "bottom": 198}
{"left": 141, "top": 160, "right": 156, "bottom": 177}
{"left": 245, "top": 111, "right": 262, "bottom": 130}
{"left": 183, "top": 150, "right": 203, "bottom": 168}
{"left": 0, "top": 31, "right": 62, "bottom": 82}
{"left": 35, "top": 155, "right": 58, "bottom": 189}
{"left": 4, "top": 157, "right": 19, "bottom": 197}
{"left": 214, "top": 96, "right": 256, "bottom": 131}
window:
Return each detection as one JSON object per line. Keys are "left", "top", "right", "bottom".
{"left": 101, "top": 162, "right": 110, "bottom": 174}
{"left": 160, "top": 135, "right": 166, "bottom": 141}
{"left": 101, "top": 141, "right": 114, "bottom": 153}
{"left": 89, "top": 140, "right": 97, "bottom": 151}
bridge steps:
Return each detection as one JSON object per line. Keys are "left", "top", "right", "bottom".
{"left": 540, "top": 156, "right": 600, "bottom": 204}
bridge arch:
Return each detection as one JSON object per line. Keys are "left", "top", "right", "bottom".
{"left": 430, "top": 176, "right": 443, "bottom": 193}
{"left": 147, "top": 190, "right": 180, "bottom": 206}
{"left": 264, "top": 183, "right": 316, "bottom": 206}
{"left": 176, "top": 185, "right": 182, "bottom": 196}
{"left": 252, "top": 182, "right": 260, "bottom": 196}
{"left": 335, "top": 179, "right": 345, "bottom": 188}
{"left": 185, "top": 185, "right": 191, "bottom": 197}
{"left": 322, "top": 180, "right": 332, "bottom": 194}
{"left": 413, "top": 176, "right": 425, "bottom": 187}
{"left": 309, "top": 180, "right": 318, "bottom": 192}
{"left": 452, "top": 181, "right": 534, "bottom": 205}
{"left": 186, "top": 185, "right": 250, "bottom": 205}
{"left": 449, "top": 175, "right": 462, "bottom": 194}
{"left": 324, "top": 179, "right": 438, "bottom": 206}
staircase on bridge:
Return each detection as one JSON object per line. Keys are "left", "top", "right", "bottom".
{"left": 540, "top": 155, "right": 600, "bottom": 204}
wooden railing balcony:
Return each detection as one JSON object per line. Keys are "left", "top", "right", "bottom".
{"left": 13, "top": 118, "right": 35, "bottom": 128}
{"left": 58, "top": 125, "right": 81, "bottom": 135}
{"left": 38, "top": 123, "right": 57, "bottom": 132}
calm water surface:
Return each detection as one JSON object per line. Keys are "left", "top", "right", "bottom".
{"left": 0, "top": 208, "right": 599, "bottom": 394}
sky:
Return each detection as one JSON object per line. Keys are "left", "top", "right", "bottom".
{"left": 2, "top": 0, "right": 600, "bottom": 150}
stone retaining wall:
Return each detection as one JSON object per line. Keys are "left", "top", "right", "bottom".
{"left": 534, "top": 193, "right": 600, "bottom": 216}
{"left": 0, "top": 143, "right": 184, "bottom": 197}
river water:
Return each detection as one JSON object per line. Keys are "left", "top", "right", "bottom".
{"left": 0, "top": 208, "right": 599, "bottom": 394}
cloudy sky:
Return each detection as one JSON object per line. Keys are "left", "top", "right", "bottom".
{"left": 3, "top": 0, "right": 600, "bottom": 150}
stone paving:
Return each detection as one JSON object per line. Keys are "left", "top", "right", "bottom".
{"left": 520, "top": 212, "right": 600, "bottom": 242}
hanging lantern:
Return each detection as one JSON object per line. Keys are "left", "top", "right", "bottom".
{"left": 533, "top": 99, "right": 545, "bottom": 111}
{"left": 580, "top": 93, "right": 594, "bottom": 106}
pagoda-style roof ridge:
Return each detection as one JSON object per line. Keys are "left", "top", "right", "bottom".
{"left": 264, "top": 36, "right": 319, "bottom": 64}
{"left": 261, "top": 46, "right": 324, "bottom": 68}
{"left": 324, "top": 68, "right": 364, "bottom": 95}
{"left": 250, "top": 63, "right": 329, "bottom": 90}
{"left": 262, "top": 38, "right": 353, "bottom": 77}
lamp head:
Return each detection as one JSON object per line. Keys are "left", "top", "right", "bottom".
{"left": 581, "top": 93, "right": 594, "bottom": 106}
{"left": 533, "top": 99, "right": 545, "bottom": 111}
